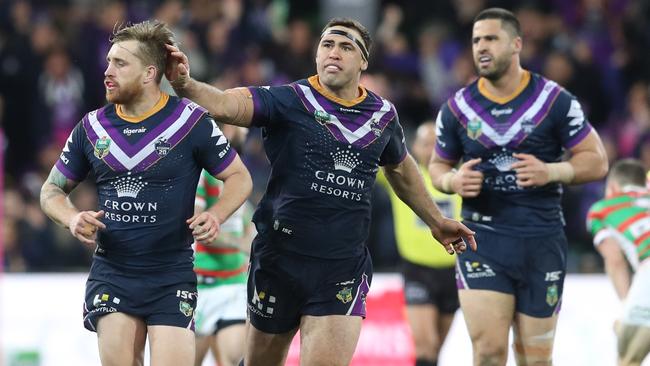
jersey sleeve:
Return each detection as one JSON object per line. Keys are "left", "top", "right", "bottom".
{"left": 379, "top": 109, "right": 407, "bottom": 166}
{"left": 586, "top": 201, "right": 613, "bottom": 246}
{"left": 247, "top": 85, "right": 293, "bottom": 128}
{"left": 192, "top": 114, "right": 238, "bottom": 176}
{"left": 553, "top": 89, "right": 594, "bottom": 149}
{"left": 55, "top": 121, "right": 90, "bottom": 182}
{"left": 434, "top": 102, "right": 463, "bottom": 162}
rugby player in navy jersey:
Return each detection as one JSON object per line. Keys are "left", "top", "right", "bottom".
{"left": 39, "top": 21, "right": 252, "bottom": 366}
{"left": 166, "top": 17, "right": 476, "bottom": 366}
{"left": 429, "top": 8, "right": 608, "bottom": 366}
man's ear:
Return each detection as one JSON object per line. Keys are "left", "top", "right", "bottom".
{"left": 361, "top": 59, "right": 368, "bottom": 71}
{"left": 144, "top": 65, "right": 157, "bottom": 84}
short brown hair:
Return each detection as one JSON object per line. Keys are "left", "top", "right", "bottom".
{"left": 322, "top": 18, "right": 372, "bottom": 55}
{"left": 608, "top": 159, "right": 647, "bottom": 188}
{"left": 110, "top": 20, "right": 176, "bottom": 83}
{"left": 474, "top": 8, "right": 522, "bottom": 38}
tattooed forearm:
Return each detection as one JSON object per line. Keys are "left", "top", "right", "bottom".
{"left": 40, "top": 166, "right": 80, "bottom": 228}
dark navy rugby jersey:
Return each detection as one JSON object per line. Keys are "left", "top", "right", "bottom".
{"left": 435, "top": 71, "right": 593, "bottom": 236}
{"left": 248, "top": 75, "right": 407, "bottom": 259}
{"left": 55, "top": 94, "right": 237, "bottom": 271}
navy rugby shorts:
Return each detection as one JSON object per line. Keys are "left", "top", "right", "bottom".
{"left": 83, "top": 259, "right": 197, "bottom": 332}
{"left": 247, "top": 243, "right": 373, "bottom": 334}
{"left": 455, "top": 224, "right": 567, "bottom": 317}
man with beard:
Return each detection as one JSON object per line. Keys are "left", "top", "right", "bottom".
{"left": 429, "top": 8, "right": 608, "bottom": 366}
{"left": 39, "top": 21, "right": 252, "bottom": 365}
{"left": 166, "top": 17, "right": 477, "bottom": 366}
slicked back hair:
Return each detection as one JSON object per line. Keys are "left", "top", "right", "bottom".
{"left": 110, "top": 20, "right": 176, "bottom": 83}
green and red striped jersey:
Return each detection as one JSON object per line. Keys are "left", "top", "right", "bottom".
{"left": 587, "top": 189, "right": 650, "bottom": 269}
{"left": 194, "top": 170, "right": 252, "bottom": 288}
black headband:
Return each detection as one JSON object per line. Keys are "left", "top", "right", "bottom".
{"left": 321, "top": 29, "right": 369, "bottom": 62}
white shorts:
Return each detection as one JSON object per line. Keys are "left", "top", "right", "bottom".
{"left": 195, "top": 283, "right": 247, "bottom": 336}
{"left": 621, "top": 259, "right": 650, "bottom": 327}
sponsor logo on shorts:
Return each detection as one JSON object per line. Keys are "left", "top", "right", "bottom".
{"left": 88, "top": 306, "right": 117, "bottom": 315}
{"left": 545, "top": 271, "right": 563, "bottom": 282}
{"left": 546, "top": 284, "right": 559, "bottom": 306}
{"left": 250, "top": 287, "right": 275, "bottom": 318}
{"left": 93, "top": 293, "right": 111, "bottom": 307}
{"left": 179, "top": 301, "right": 194, "bottom": 317}
{"left": 464, "top": 261, "right": 496, "bottom": 278}
{"left": 336, "top": 287, "right": 353, "bottom": 304}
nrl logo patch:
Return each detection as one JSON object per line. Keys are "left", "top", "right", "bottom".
{"left": 336, "top": 287, "right": 353, "bottom": 304}
{"left": 467, "top": 118, "right": 482, "bottom": 140}
{"left": 94, "top": 136, "right": 111, "bottom": 159}
{"left": 154, "top": 137, "right": 171, "bottom": 156}
{"left": 179, "top": 300, "right": 194, "bottom": 317}
{"left": 314, "top": 110, "right": 332, "bottom": 125}
{"left": 546, "top": 284, "right": 559, "bottom": 306}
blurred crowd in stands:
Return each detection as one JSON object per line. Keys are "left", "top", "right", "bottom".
{"left": 2, "top": 0, "right": 650, "bottom": 272}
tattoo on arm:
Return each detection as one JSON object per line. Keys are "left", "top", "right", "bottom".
{"left": 45, "top": 166, "right": 79, "bottom": 194}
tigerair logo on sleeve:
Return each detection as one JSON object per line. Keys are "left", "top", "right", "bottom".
{"left": 94, "top": 136, "right": 111, "bottom": 159}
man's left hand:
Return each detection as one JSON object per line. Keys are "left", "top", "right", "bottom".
{"left": 512, "top": 153, "right": 549, "bottom": 187}
{"left": 431, "top": 218, "right": 477, "bottom": 255}
{"left": 187, "top": 211, "right": 221, "bottom": 243}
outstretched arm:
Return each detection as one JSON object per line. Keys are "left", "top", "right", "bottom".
{"left": 40, "top": 166, "right": 106, "bottom": 245}
{"left": 383, "top": 154, "right": 476, "bottom": 254}
{"left": 166, "top": 44, "right": 254, "bottom": 127}
{"left": 596, "top": 237, "right": 631, "bottom": 300}
{"left": 187, "top": 156, "right": 253, "bottom": 244}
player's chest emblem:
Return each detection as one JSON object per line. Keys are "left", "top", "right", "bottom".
{"left": 370, "top": 119, "right": 381, "bottom": 137}
{"left": 314, "top": 110, "right": 332, "bottom": 125}
{"left": 94, "top": 136, "right": 112, "bottom": 159}
{"left": 154, "top": 137, "right": 171, "bottom": 156}
{"left": 521, "top": 119, "right": 535, "bottom": 134}
{"left": 467, "top": 118, "right": 483, "bottom": 140}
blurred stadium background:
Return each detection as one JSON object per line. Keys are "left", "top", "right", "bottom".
{"left": 1, "top": 0, "right": 650, "bottom": 365}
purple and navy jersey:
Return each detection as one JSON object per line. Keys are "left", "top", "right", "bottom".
{"left": 435, "top": 71, "right": 593, "bottom": 235}
{"left": 248, "top": 75, "right": 407, "bottom": 259}
{"left": 56, "top": 95, "right": 237, "bottom": 271}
